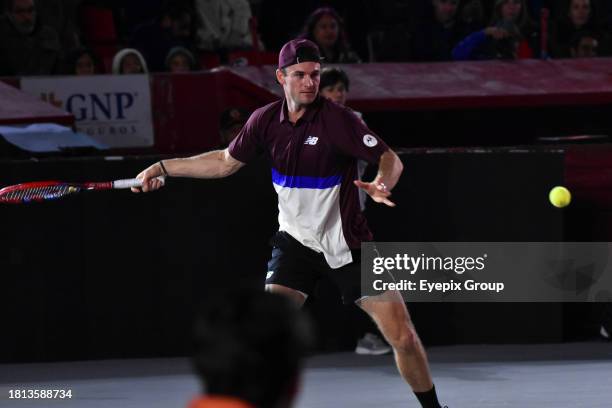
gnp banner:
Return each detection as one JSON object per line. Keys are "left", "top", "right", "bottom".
{"left": 21, "top": 75, "right": 154, "bottom": 148}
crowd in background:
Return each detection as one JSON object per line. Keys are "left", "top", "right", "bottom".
{"left": 0, "top": 0, "right": 611, "bottom": 78}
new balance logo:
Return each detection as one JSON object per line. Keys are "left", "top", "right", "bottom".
{"left": 304, "top": 136, "right": 319, "bottom": 145}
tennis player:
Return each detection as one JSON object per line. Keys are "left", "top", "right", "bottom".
{"left": 134, "top": 38, "right": 446, "bottom": 408}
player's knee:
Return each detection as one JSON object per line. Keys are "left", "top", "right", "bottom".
{"left": 387, "top": 326, "right": 417, "bottom": 354}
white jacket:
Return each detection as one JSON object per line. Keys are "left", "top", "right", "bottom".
{"left": 195, "top": 0, "right": 252, "bottom": 50}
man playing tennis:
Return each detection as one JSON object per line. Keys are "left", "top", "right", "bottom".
{"left": 134, "top": 38, "right": 445, "bottom": 408}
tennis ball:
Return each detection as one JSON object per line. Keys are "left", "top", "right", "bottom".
{"left": 549, "top": 186, "right": 571, "bottom": 208}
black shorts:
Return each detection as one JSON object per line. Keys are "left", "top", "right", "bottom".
{"left": 265, "top": 231, "right": 364, "bottom": 304}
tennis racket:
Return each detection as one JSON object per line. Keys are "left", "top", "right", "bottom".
{"left": 0, "top": 176, "right": 165, "bottom": 204}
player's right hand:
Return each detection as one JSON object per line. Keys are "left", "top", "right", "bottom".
{"left": 132, "top": 162, "right": 165, "bottom": 193}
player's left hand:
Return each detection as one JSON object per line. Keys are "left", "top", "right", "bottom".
{"left": 354, "top": 180, "right": 396, "bottom": 207}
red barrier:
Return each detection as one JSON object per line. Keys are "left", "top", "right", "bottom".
{"left": 230, "top": 59, "right": 612, "bottom": 111}
{"left": 0, "top": 80, "right": 74, "bottom": 127}
{"left": 151, "top": 70, "right": 277, "bottom": 153}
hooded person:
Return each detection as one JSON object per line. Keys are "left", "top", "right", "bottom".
{"left": 165, "top": 46, "right": 197, "bottom": 72}
{"left": 112, "top": 48, "right": 149, "bottom": 75}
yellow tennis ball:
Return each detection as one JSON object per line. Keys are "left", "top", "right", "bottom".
{"left": 549, "top": 186, "right": 571, "bottom": 208}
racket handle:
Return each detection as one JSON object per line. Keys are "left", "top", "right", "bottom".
{"left": 113, "top": 176, "right": 166, "bottom": 189}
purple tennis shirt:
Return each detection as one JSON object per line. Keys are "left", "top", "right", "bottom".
{"left": 228, "top": 97, "right": 389, "bottom": 268}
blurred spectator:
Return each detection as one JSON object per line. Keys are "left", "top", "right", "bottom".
{"left": 300, "top": 7, "right": 361, "bottom": 63}
{"left": 569, "top": 29, "right": 599, "bottom": 57}
{"left": 452, "top": 22, "right": 522, "bottom": 60}
{"left": 363, "top": 0, "right": 416, "bottom": 62}
{"left": 0, "top": 0, "right": 62, "bottom": 76}
{"left": 112, "top": 48, "right": 148, "bottom": 74}
{"left": 194, "top": 0, "right": 253, "bottom": 52}
{"left": 550, "top": 0, "right": 601, "bottom": 58}
{"left": 189, "top": 289, "right": 311, "bottom": 408}
{"left": 219, "top": 107, "right": 249, "bottom": 148}
{"left": 129, "top": 4, "right": 194, "bottom": 72}
{"left": 65, "top": 47, "right": 100, "bottom": 75}
{"left": 412, "top": 0, "right": 484, "bottom": 62}
{"left": 319, "top": 67, "right": 350, "bottom": 106}
{"left": 165, "top": 46, "right": 197, "bottom": 73}
{"left": 453, "top": 0, "right": 538, "bottom": 60}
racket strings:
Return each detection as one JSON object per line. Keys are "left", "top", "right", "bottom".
{"left": 2, "top": 185, "right": 75, "bottom": 202}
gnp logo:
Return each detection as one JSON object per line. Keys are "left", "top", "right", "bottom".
{"left": 59, "top": 92, "right": 138, "bottom": 121}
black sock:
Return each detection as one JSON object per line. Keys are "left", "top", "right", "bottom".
{"left": 414, "top": 384, "right": 442, "bottom": 408}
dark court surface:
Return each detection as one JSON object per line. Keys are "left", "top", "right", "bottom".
{"left": 1, "top": 343, "right": 611, "bottom": 408}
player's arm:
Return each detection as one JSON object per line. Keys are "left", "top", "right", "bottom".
{"left": 132, "top": 148, "right": 245, "bottom": 193}
{"left": 354, "top": 149, "right": 403, "bottom": 207}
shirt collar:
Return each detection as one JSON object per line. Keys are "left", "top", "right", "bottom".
{"left": 279, "top": 96, "right": 322, "bottom": 124}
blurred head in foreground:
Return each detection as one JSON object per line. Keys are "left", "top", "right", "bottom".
{"left": 190, "top": 289, "right": 313, "bottom": 408}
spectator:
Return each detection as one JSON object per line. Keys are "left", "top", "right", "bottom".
{"left": 194, "top": 0, "right": 253, "bottom": 52}
{"left": 189, "top": 289, "right": 312, "bottom": 408}
{"left": 112, "top": 48, "right": 148, "bottom": 74}
{"left": 452, "top": 22, "right": 522, "bottom": 60}
{"left": 65, "top": 47, "right": 100, "bottom": 75}
{"left": 452, "top": 0, "right": 538, "bottom": 60}
{"left": 319, "top": 67, "right": 350, "bottom": 105}
{"left": 550, "top": 0, "right": 600, "bottom": 58}
{"left": 569, "top": 29, "right": 599, "bottom": 57}
{"left": 218, "top": 107, "right": 249, "bottom": 148}
{"left": 165, "top": 46, "right": 197, "bottom": 73}
{"left": 129, "top": 5, "right": 194, "bottom": 72}
{"left": 300, "top": 7, "right": 361, "bottom": 63}
{"left": 0, "top": 0, "right": 62, "bottom": 76}
{"left": 412, "top": 0, "right": 484, "bottom": 61}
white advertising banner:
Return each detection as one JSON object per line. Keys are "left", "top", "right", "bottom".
{"left": 21, "top": 75, "right": 154, "bottom": 148}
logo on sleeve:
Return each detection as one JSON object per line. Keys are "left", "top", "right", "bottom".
{"left": 363, "top": 134, "right": 378, "bottom": 147}
{"left": 304, "top": 136, "right": 319, "bottom": 145}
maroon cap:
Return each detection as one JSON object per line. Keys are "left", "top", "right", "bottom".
{"left": 278, "top": 39, "right": 322, "bottom": 69}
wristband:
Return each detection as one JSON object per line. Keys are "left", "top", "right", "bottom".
{"left": 158, "top": 160, "right": 169, "bottom": 177}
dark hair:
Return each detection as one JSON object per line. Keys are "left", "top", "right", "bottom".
{"left": 65, "top": 47, "right": 100, "bottom": 74}
{"left": 558, "top": 0, "right": 597, "bottom": 29}
{"left": 165, "top": 46, "right": 196, "bottom": 71}
{"left": 319, "top": 67, "right": 349, "bottom": 91}
{"left": 300, "top": 7, "right": 352, "bottom": 60}
{"left": 490, "top": 0, "right": 533, "bottom": 35}
{"left": 193, "top": 289, "right": 313, "bottom": 408}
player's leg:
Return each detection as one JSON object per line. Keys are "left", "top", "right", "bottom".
{"left": 327, "top": 260, "right": 443, "bottom": 407}
{"left": 265, "top": 284, "right": 307, "bottom": 307}
{"left": 358, "top": 290, "right": 433, "bottom": 392}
